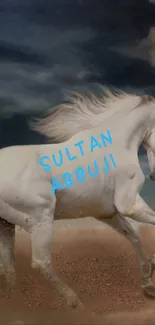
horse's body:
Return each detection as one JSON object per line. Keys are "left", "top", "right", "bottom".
{"left": 0, "top": 107, "right": 140, "bottom": 226}
{"left": 2, "top": 88, "right": 155, "bottom": 308}
{"left": 0, "top": 124, "right": 125, "bottom": 226}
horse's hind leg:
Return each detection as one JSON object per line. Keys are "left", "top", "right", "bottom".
{"left": 29, "top": 196, "right": 83, "bottom": 308}
{"left": 0, "top": 218, "right": 16, "bottom": 294}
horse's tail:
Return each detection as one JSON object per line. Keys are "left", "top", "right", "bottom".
{"left": 29, "top": 85, "right": 113, "bottom": 143}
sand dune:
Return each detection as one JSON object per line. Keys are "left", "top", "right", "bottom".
{"left": 1, "top": 220, "right": 155, "bottom": 324}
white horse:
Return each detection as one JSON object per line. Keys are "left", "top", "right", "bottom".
{"left": 1, "top": 89, "right": 155, "bottom": 309}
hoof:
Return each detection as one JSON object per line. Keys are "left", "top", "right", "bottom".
{"left": 55, "top": 277, "right": 84, "bottom": 309}
{"left": 5, "top": 275, "right": 16, "bottom": 295}
{"left": 66, "top": 293, "right": 84, "bottom": 309}
{"left": 150, "top": 254, "right": 155, "bottom": 275}
{"left": 143, "top": 284, "right": 155, "bottom": 298}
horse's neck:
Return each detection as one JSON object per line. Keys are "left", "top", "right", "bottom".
{"left": 88, "top": 101, "right": 150, "bottom": 155}
{"left": 89, "top": 94, "right": 150, "bottom": 152}
{"left": 115, "top": 106, "right": 150, "bottom": 150}
{"left": 90, "top": 94, "right": 142, "bottom": 127}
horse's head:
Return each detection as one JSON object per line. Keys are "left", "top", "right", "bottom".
{"left": 144, "top": 129, "right": 155, "bottom": 180}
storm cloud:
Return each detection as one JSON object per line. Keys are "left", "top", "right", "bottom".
{"left": 1, "top": 0, "right": 155, "bottom": 151}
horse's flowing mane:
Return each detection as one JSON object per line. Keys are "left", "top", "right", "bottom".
{"left": 29, "top": 85, "right": 153, "bottom": 143}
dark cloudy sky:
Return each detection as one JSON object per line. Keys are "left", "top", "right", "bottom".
{"left": 1, "top": 0, "right": 155, "bottom": 148}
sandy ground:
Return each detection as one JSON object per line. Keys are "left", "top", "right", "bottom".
{"left": 1, "top": 218, "right": 155, "bottom": 324}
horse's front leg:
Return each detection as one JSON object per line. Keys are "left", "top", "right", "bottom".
{"left": 114, "top": 170, "right": 155, "bottom": 298}
{"left": 28, "top": 194, "right": 83, "bottom": 309}
{"left": 102, "top": 214, "right": 155, "bottom": 297}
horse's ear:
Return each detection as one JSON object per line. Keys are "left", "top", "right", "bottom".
{"left": 136, "top": 95, "right": 153, "bottom": 108}
{"left": 141, "top": 95, "right": 153, "bottom": 103}
{"left": 135, "top": 94, "right": 153, "bottom": 109}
